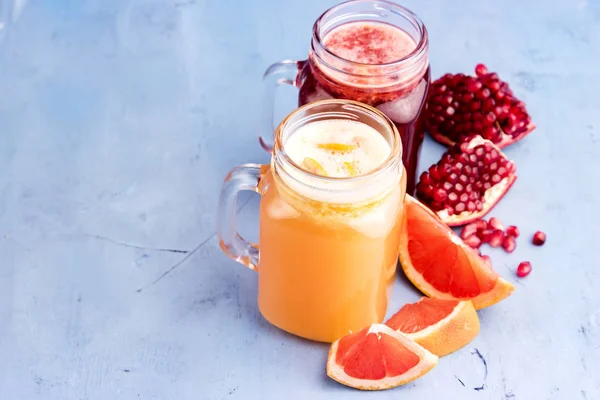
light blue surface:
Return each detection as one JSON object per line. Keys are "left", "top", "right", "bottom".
{"left": 0, "top": 0, "right": 599, "bottom": 399}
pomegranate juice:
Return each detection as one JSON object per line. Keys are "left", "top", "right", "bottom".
{"left": 298, "top": 21, "right": 430, "bottom": 194}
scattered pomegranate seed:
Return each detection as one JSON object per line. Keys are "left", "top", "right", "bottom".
{"left": 460, "top": 222, "right": 480, "bottom": 239}
{"left": 488, "top": 230, "right": 505, "bottom": 247}
{"left": 532, "top": 231, "right": 546, "bottom": 246}
{"left": 479, "top": 228, "right": 494, "bottom": 243}
{"left": 481, "top": 254, "right": 491, "bottom": 266}
{"left": 464, "top": 235, "right": 482, "bottom": 249}
{"left": 426, "top": 64, "right": 535, "bottom": 148}
{"left": 505, "top": 225, "right": 520, "bottom": 237}
{"left": 474, "top": 219, "right": 488, "bottom": 230}
{"left": 488, "top": 217, "right": 504, "bottom": 231}
{"left": 516, "top": 261, "right": 532, "bottom": 277}
{"left": 502, "top": 235, "right": 517, "bottom": 253}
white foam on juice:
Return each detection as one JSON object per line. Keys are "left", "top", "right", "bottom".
{"left": 323, "top": 21, "right": 417, "bottom": 65}
{"left": 315, "top": 21, "right": 424, "bottom": 90}
{"left": 281, "top": 119, "right": 403, "bottom": 237}
{"left": 285, "top": 119, "right": 390, "bottom": 179}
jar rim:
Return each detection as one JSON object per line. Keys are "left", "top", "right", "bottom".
{"left": 272, "top": 99, "right": 402, "bottom": 203}
{"left": 312, "top": 0, "right": 428, "bottom": 73}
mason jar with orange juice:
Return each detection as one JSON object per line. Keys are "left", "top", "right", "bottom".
{"left": 218, "top": 100, "right": 406, "bottom": 342}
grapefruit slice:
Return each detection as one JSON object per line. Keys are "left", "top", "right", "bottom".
{"left": 327, "top": 324, "right": 438, "bottom": 390}
{"left": 385, "top": 297, "right": 480, "bottom": 356}
{"left": 399, "top": 195, "right": 514, "bottom": 309}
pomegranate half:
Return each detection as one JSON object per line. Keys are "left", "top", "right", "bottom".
{"left": 426, "top": 64, "right": 535, "bottom": 148}
{"left": 416, "top": 136, "right": 517, "bottom": 226}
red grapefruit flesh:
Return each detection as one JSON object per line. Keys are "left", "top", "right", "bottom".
{"left": 327, "top": 324, "right": 438, "bottom": 390}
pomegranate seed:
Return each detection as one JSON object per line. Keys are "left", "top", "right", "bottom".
{"left": 433, "top": 188, "right": 448, "bottom": 202}
{"left": 467, "top": 80, "right": 483, "bottom": 93}
{"left": 488, "top": 217, "right": 504, "bottom": 231}
{"left": 480, "top": 254, "right": 492, "bottom": 266}
{"left": 516, "top": 261, "right": 532, "bottom": 277}
{"left": 448, "top": 192, "right": 459, "bottom": 204}
{"left": 474, "top": 219, "right": 488, "bottom": 230}
{"left": 475, "top": 64, "right": 488, "bottom": 76}
{"left": 460, "top": 222, "right": 479, "bottom": 239}
{"left": 464, "top": 235, "right": 482, "bottom": 249}
{"left": 488, "top": 81, "right": 501, "bottom": 91}
{"left": 476, "top": 88, "right": 491, "bottom": 100}
{"left": 506, "top": 225, "right": 520, "bottom": 237}
{"left": 479, "top": 228, "right": 494, "bottom": 243}
{"left": 489, "top": 230, "right": 504, "bottom": 247}
{"left": 502, "top": 235, "right": 517, "bottom": 253}
{"left": 532, "top": 231, "right": 546, "bottom": 246}
{"left": 420, "top": 184, "right": 433, "bottom": 198}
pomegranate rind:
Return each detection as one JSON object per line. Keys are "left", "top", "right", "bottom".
{"left": 429, "top": 121, "right": 536, "bottom": 150}
{"left": 428, "top": 131, "right": 455, "bottom": 147}
{"left": 326, "top": 324, "right": 438, "bottom": 391}
{"left": 386, "top": 299, "right": 480, "bottom": 357}
{"left": 399, "top": 196, "right": 514, "bottom": 310}
{"left": 438, "top": 175, "right": 517, "bottom": 227}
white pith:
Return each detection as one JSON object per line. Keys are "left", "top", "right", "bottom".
{"left": 403, "top": 301, "right": 465, "bottom": 341}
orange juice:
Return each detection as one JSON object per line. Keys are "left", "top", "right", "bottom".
{"left": 258, "top": 118, "right": 406, "bottom": 342}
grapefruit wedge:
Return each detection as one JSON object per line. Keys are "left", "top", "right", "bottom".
{"left": 399, "top": 195, "right": 514, "bottom": 309}
{"left": 327, "top": 324, "right": 438, "bottom": 391}
{"left": 386, "top": 297, "right": 480, "bottom": 356}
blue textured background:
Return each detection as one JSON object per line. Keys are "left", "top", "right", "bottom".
{"left": 0, "top": 0, "right": 598, "bottom": 398}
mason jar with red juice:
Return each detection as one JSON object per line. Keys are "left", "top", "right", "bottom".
{"left": 260, "top": 0, "right": 430, "bottom": 194}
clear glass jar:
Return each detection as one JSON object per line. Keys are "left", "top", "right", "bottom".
{"left": 219, "top": 100, "right": 406, "bottom": 342}
{"left": 261, "top": 0, "right": 430, "bottom": 194}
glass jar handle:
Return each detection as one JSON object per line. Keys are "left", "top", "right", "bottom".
{"left": 217, "top": 164, "right": 264, "bottom": 271}
{"left": 258, "top": 60, "right": 303, "bottom": 152}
